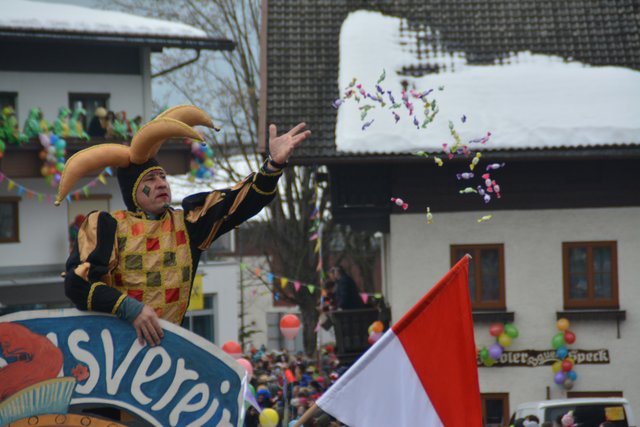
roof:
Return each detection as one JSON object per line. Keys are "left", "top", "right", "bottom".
{"left": 0, "top": 0, "right": 234, "bottom": 51}
{"left": 264, "top": 0, "right": 640, "bottom": 159}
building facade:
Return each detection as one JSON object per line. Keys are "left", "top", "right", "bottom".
{"left": 263, "top": 0, "right": 640, "bottom": 422}
{"left": 0, "top": 0, "right": 238, "bottom": 346}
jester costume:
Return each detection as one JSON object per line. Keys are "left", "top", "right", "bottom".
{"left": 62, "top": 105, "right": 281, "bottom": 325}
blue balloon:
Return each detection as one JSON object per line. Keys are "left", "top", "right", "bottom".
{"left": 556, "top": 346, "right": 568, "bottom": 359}
{"left": 567, "top": 370, "right": 577, "bottom": 381}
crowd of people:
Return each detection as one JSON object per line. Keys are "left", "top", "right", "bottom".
{"left": 242, "top": 345, "right": 346, "bottom": 427}
{"left": 87, "top": 106, "right": 142, "bottom": 140}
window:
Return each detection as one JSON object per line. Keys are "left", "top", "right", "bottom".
{"left": 182, "top": 295, "right": 216, "bottom": 342}
{"left": 563, "top": 242, "right": 618, "bottom": 309}
{"left": 451, "top": 244, "right": 505, "bottom": 310}
{"left": 69, "top": 93, "right": 109, "bottom": 128}
{"left": 0, "top": 197, "right": 19, "bottom": 243}
{"left": 0, "top": 92, "right": 17, "bottom": 113}
{"left": 482, "top": 393, "right": 509, "bottom": 427}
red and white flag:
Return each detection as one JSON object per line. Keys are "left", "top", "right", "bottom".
{"left": 317, "top": 256, "right": 481, "bottom": 426}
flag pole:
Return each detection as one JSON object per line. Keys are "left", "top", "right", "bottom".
{"left": 292, "top": 403, "right": 319, "bottom": 427}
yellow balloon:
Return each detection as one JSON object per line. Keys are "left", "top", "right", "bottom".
{"left": 552, "top": 361, "right": 562, "bottom": 373}
{"left": 557, "top": 318, "right": 570, "bottom": 331}
{"left": 498, "top": 333, "right": 512, "bottom": 348}
{"left": 259, "top": 408, "right": 279, "bottom": 427}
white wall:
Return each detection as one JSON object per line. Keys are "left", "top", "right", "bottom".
{"left": 230, "top": 255, "right": 302, "bottom": 351}
{"left": 0, "top": 71, "right": 148, "bottom": 123}
{"left": 388, "top": 207, "right": 640, "bottom": 417}
{"left": 198, "top": 261, "right": 240, "bottom": 346}
{"left": 0, "top": 177, "right": 123, "bottom": 266}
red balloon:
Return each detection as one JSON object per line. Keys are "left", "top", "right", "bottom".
{"left": 561, "top": 359, "right": 574, "bottom": 372}
{"left": 564, "top": 330, "right": 576, "bottom": 344}
{"left": 489, "top": 323, "right": 504, "bottom": 337}
{"left": 222, "top": 340, "right": 243, "bottom": 358}
{"left": 280, "top": 314, "right": 301, "bottom": 340}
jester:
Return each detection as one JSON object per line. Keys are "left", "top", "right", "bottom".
{"left": 23, "top": 107, "right": 50, "bottom": 139}
{"left": 68, "top": 106, "right": 89, "bottom": 140}
{"left": 53, "top": 106, "right": 71, "bottom": 138}
{"left": 60, "top": 105, "right": 310, "bottom": 346}
{"left": 2, "top": 106, "right": 28, "bottom": 145}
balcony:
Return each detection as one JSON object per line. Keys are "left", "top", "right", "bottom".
{"left": 1, "top": 137, "right": 193, "bottom": 178}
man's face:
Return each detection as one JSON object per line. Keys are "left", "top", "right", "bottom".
{"left": 136, "top": 169, "right": 171, "bottom": 215}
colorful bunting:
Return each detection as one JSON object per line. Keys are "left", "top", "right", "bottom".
{"left": 0, "top": 170, "right": 111, "bottom": 205}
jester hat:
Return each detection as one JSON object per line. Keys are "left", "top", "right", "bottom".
{"left": 55, "top": 105, "right": 217, "bottom": 210}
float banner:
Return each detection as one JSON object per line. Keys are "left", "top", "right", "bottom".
{"left": 477, "top": 349, "right": 610, "bottom": 367}
{"left": 0, "top": 309, "right": 245, "bottom": 427}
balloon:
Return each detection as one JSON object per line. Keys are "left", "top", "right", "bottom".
{"left": 552, "top": 360, "right": 562, "bottom": 373}
{"left": 478, "top": 347, "right": 489, "bottom": 361}
{"left": 368, "top": 331, "right": 382, "bottom": 344}
{"left": 561, "top": 359, "right": 573, "bottom": 372}
{"left": 498, "top": 333, "right": 511, "bottom": 348}
{"left": 554, "top": 371, "right": 566, "bottom": 385}
{"left": 482, "top": 357, "right": 495, "bottom": 367}
{"left": 289, "top": 421, "right": 299, "bottom": 427}
{"left": 557, "top": 318, "right": 570, "bottom": 331}
{"left": 371, "top": 320, "right": 384, "bottom": 333}
{"left": 280, "top": 314, "right": 301, "bottom": 340}
{"left": 551, "top": 333, "right": 566, "bottom": 349}
{"left": 488, "top": 343, "right": 503, "bottom": 360}
{"left": 222, "top": 340, "right": 242, "bottom": 358}
{"left": 567, "top": 370, "right": 577, "bottom": 381}
{"left": 236, "top": 358, "right": 253, "bottom": 381}
{"left": 563, "top": 378, "right": 574, "bottom": 390}
{"left": 504, "top": 323, "right": 519, "bottom": 338}
{"left": 39, "top": 133, "right": 50, "bottom": 147}
{"left": 259, "top": 408, "right": 279, "bottom": 427}
{"left": 556, "top": 346, "right": 568, "bottom": 360}
{"left": 489, "top": 323, "right": 504, "bottom": 337}
{"left": 564, "top": 330, "right": 576, "bottom": 344}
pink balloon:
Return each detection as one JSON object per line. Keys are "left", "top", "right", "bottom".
{"left": 236, "top": 358, "right": 253, "bottom": 381}
{"left": 368, "top": 331, "right": 382, "bottom": 345}
{"left": 280, "top": 314, "right": 300, "bottom": 340}
{"left": 222, "top": 340, "right": 243, "bottom": 359}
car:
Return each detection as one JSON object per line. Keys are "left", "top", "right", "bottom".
{"left": 510, "top": 397, "right": 636, "bottom": 427}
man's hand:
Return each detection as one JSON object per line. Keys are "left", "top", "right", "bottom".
{"left": 132, "top": 305, "right": 163, "bottom": 347}
{"left": 268, "top": 123, "right": 311, "bottom": 165}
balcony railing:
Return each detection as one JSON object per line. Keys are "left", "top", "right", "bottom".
{"left": 1, "top": 137, "right": 192, "bottom": 178}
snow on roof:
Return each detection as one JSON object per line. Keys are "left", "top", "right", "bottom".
{"left": 336, "top": 10, "right": 640, "bottom": 154}
{"left": 0, "top": 0, "right": 208, "bottom": 39}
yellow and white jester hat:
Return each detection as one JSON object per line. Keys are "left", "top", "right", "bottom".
{"left": 55, "top": 105, "right": 217, "bottom": 210}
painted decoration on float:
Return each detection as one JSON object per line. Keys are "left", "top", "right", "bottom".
{"left": 0, "top": 309, "right": 245, "bottom": 427}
